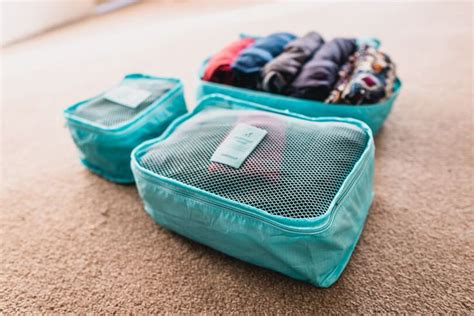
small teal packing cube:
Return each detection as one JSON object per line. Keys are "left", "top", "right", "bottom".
{"left": 132, "top": 94, "right": 375, "bottom": 287}
{"left": 196, "top": 37, "right": 401, "bottom": 134}
{"left": 64, "top": 73, "right": 187, "bottom": 183}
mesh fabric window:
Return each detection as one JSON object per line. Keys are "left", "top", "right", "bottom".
{"left": 72, "top": 79, "right": 176, "bottom": 128}
{"left": 138, "top": 107, "right": 369, "bottom": 219}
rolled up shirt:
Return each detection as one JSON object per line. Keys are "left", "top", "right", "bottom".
{"left": 261, "top": 32, "right": 325, "bottom": 95}
{"left": 289, "top": 38, "right": 356, "bottom": 101}
{"left": 232, "top": 32, "right": 297, "bottom": 89}
{"left": 202, "top": 37, "right": 255, "bottom": 85}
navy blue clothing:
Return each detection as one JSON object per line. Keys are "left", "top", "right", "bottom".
{"left": 261, "top": 32, "right": 325, "bottom": 94}
{"left": 289, "top": 38, "right": 356, "bottom": 101}
{"left": 232, "top": 32, "right": 297, "bottom": 89}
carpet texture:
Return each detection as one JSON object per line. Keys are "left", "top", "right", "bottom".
{"left": 1, "top": 1, "right": 473, "bottom": 313}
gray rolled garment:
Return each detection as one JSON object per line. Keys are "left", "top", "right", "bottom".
{"left": 261, "top": 32, "right": 325, "bottom": 94}
{"left": 289, "top": 38, "right": 357, "bottom": 101}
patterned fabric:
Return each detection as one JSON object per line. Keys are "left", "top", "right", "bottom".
{"left": 261, "top": 32, "right": 325, "bottom": 95}
{"left": 289, "top": 38, "right": 357, "bottom": 101}
{"left": 326, "top": 45, "right": 396, "bottom": 105}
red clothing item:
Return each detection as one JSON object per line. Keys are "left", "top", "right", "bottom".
{"left": 202, "top": 38, "right": 255, "bottom": 85}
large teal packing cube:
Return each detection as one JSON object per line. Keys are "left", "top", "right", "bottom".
{"left": 64, "top": 73, "right": 187, "bottom": 183}
{"left": 196, "top": 37, "right": 402, "bottom": 134}
{"left": 131, "top": 94, "right": 375, "bottom": 287}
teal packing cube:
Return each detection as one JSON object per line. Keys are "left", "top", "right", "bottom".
{"left": 196, "top": 37, "right": 401, "bottom": 134}
{"left": 131, "top": 94, "right": 375, "bottom": 287}
{"left": 64, "top": 73, "right": 187, "bottom": 183}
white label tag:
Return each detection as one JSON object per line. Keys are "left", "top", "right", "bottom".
{"left": 211, "top": 123, "right": 267, "bottom": 168}
{"left": 103, "top": 86, "right": 151, "bottom": 109}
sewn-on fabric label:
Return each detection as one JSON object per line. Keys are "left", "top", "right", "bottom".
{"left": 103, "top": 85, "right": 151, "bottom": 108}
{"left": 211, "top": 123, "right": 267, "bottom": 168}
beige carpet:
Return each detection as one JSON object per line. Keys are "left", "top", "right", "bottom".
{"left": 1, "top": 1, "right": 473, "bottom": 313}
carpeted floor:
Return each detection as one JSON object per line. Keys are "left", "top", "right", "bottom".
{"left": 1, "top": 1, "right": 473, "bottom": 313}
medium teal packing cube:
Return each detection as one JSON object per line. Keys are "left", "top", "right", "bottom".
{"left": 196, "top": 36, "right": 401, "bottom": 134}
{"left": 132, "top": 94, "right": 375, "bottom": 287}
{"left": 64, "top": 73, "right": 187, "bottom": 183}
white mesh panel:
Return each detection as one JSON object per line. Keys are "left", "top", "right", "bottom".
{"left": 138, "top": 108, "right": 368, "bottom": 219}
{"left": 72, "top": 79, "right": 176, "bottom": 128}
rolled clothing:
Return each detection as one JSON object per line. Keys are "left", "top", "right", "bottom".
{"left": 289, "top": 38, "right": 357, "bottom": 101}
{"left": 232, "top": 32, "right": 297, "bottom": 89}
{"left": 202, "top": 38, "right": 255, "bottom": 85}
{"left": 261, "top": 32, "right": 325, "bottom": 95}
{"left": 326, "top": 45, "right": 397, "bottom": 105}
{"left": 324, "top": 55, "right": 357, "bottom": 104}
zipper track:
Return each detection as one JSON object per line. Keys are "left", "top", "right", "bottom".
{"left": 135, "top": 151, "right": 370, "bottom": 235}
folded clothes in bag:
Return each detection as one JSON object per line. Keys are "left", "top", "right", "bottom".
{"left": 326, "top": 44, "right": 397, "bottom": 105}
{"left": 132, "top": 94, "right": 375, "bottom": 287}
{"left": 289, "top": 38, "right": 357, "bottom": 101}
{"left": 202, "top": 37, "right": 255, "bottom": 85}
{"left": 232, "top": 32, "right": 297, "bottom": 89}
{"left": 261, "top": 32, "right": 325, "bottom": 94}
{"left": 197, "top": 36, "right": 402, "bottom": 134}
{"left": 64, "top": 73, "right": 187, "bottom": 183}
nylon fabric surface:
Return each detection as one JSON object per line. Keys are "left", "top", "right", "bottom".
{"left": 132, "top": 94, "right": 375, "bottom": 287}
{"left": 64, "top": 74, "right": 187, "bottom": 183}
